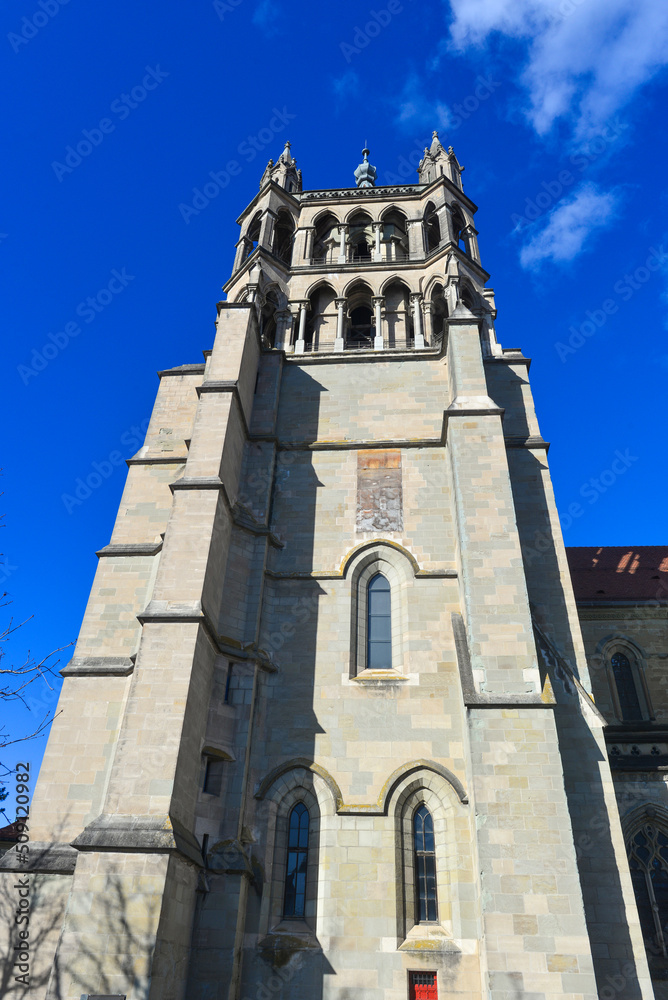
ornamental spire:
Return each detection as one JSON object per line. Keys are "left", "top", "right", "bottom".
{"left": 354, "top": 145, "right": 377, "bottom": 188}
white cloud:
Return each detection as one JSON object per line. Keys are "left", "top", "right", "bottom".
{"left": 447, "top": 0, "right": 668, "bottom": 136}
{"left": 395, "top": 74, "right": 452, "bottom": 130}
{"left": 332, "top": 70, "right": 359, "bottom": 99}
{"left": 519, "top": 183, "right": 618, "bottom": 268}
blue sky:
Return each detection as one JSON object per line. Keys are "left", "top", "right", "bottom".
{"left": 1, "top": 0, "right": 667, "bottom": 803}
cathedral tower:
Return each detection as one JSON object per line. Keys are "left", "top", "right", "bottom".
{"left": 1, "top": 137, "right": 654, "bottom": 1000}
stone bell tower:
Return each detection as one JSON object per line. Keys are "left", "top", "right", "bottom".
{"left": 0, "top": 135, "right": 654, "bottom": 1000}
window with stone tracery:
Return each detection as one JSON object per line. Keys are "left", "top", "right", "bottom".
{"left": 627, "top": 821, "right": 668, "bottom": 973}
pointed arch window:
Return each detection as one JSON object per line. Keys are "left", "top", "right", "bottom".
{"left": 367, "top": 573, "right": 391, "bottom": 668}
{"left": 628, "top": 821, "right": 668, "bottom": 961}
{"left": 611, "top": 652, "right": 644, "bottom": 721}
{"left": 414, "top": 805, "right": 438, "bottom": 922}
{"left": 283, "top": 802, "right": 309, "bottom": 918}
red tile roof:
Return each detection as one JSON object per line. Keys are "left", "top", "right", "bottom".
{"left": 566, "top": 546, "right": 668, "bottom": 602}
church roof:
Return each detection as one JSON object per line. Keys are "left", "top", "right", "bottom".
{"left": 566, "top": 546, "right": 668, "bottom": 602}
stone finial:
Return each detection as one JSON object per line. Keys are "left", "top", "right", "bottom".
{"left": 354, "top": 146, "right": 377, "bottom": 188}
{"left": 262, "top": 143, "right": 300, "bottom": 192}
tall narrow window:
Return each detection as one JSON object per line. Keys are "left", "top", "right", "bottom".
{"left": 367, "top": 573, "right": 391, "bottom": 668}
{"left": 414, "top": 805, "right": 438, "bottom": 922}
{"left": 628, "top": 822, "right": 668, "bottom": 962}
{"left": 611, "top": 652, "right": 643, "bottom": 721}
{"left": 284, "top": 803, "right": 309, "bottom": 918}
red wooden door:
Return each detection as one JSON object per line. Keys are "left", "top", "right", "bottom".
{"left": 410, "top": 972, "right": 437, "bottom": 1000}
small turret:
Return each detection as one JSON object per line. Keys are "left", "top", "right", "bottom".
{"left": 354, "top": 146, "right": 377, "bottom": 188}
{"left": 260, "top": 141, "right": 301, "bottom": 193}
{"left": 418, "top": 131, "right": 465, "bottom": 190}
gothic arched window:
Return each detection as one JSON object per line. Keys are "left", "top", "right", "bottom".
{"left": 611, "top": 651, "right": 644, "bottom": 721}
{"left": 367, "top": 573, "right": 391, "bottom": 668}
{"left": 628, "top": 821, "right": 668, "bottom": 962}
{"left": 283, "top": 802, "right": 309, "bottom": 918}
{"left": 272, "top": 211, "right": 295, "bottom": 266}
{"left": 414, "top": 805, "right": 438, "bottom": 922}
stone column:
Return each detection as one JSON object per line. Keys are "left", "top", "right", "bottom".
{"left": 273, "top": 309, "right": 290, "bottom": 351}
{"left": 436, "top": 203, "right": 451, "bottom": 245}
{"left": 422, "top": 299, "right": 433, "bottom": 347}
{"left": 372, "top": 222, "right": 382, "bottom": 262}
{"left": 406, "top": 219, "right": 423, "bottom": 259}
{"left": 302, "top": 225, "right": 315, "bottom": 263}
{"left": 411, "top": 292, "right": 424, "bottom": 349}
{"left": 258, "top": 209, "right": 276, "bottom": 250}
{"left": 464, "top": 224, "right": 481, "bottom": 263}
{"left": 335, "top": 297, "right": 346, "bottom": 352}
{"left": 233, "top": 238, "right": 250, "bottom": 272}
{"left": 294, "top": 300, "right": 308, "bottom": 355}
{"left": 373, "top": 296, "right": 384, "bottom": 350}
{"left": 338, "top": 223, "right": 349, "bottom": 264}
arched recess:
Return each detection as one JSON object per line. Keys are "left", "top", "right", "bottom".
{"left": 312, "top": 212, "right": 340, "bottom": 263}
{"left": 596, "top": 634, "right": 653, "bottom": 722}
{"left": 429, "top": 281, "right": 449, "bottom": 345}
{"left": 423, "top": 201, "right": 441, "bottom": 253}
{"left": 388, "top": 767, "right": 476, "bottom": 946}
{"left": 347, "top": 210, "right": 374, "bottom": 262}
{"left": 258, "top": 283, "right": 287, "bottom": 348}
{"left": 344, "top": 280, "right": 375, "bottom": 349}
{"left": 382, "top": 278, "right": 413, "bottom": 349}
{"left": 255, "top": 757, "right": 342, "bottom": 809}
{"left": 272, "top": 209, "right": 295, "bottom": 266}
{"left": 458, "top": 278, "right": 480, "bottom": 313}
{"left": 451, "top": 204, "right": 468, "bottom": 253}
{"left": 346, "top": 541, "right": 414, "bottom": 676}
{"left": 305, "top": 281, "right": 337, "bottom": 352}
{"left": 381, "top": 207, "right": 409, "bottom": 261}
{"left": 243, "top": 211, "right": 262, "bottom": 259}
{"left": 254, "top": 764, "right": 332, "bottom": 941}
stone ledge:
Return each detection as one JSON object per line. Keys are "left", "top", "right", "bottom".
{"left": 451, "top": 612, "right": 553, "bottom": 708}
{"left": 505, "top": 435, "right": 550, "bottom": 451}
{"left": 96, "top": 542, "right": 162, "bottom": 558}
{"left": 60, "top": 657, "right": 135, "bottom": 677}
{"left": 157, "top": 363, "right": 205, "bottom": 378}
{"left": 71, "top": 814, "right": 203, "bottom": 867}
{"left": 0, "top": 841, "right": 78, "bottom": 874}
{"left": 126, "top": 455, "right": 187, "bottom": 466}
{"left": 352, "top": 670, "right": 410, "bottom": 683}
